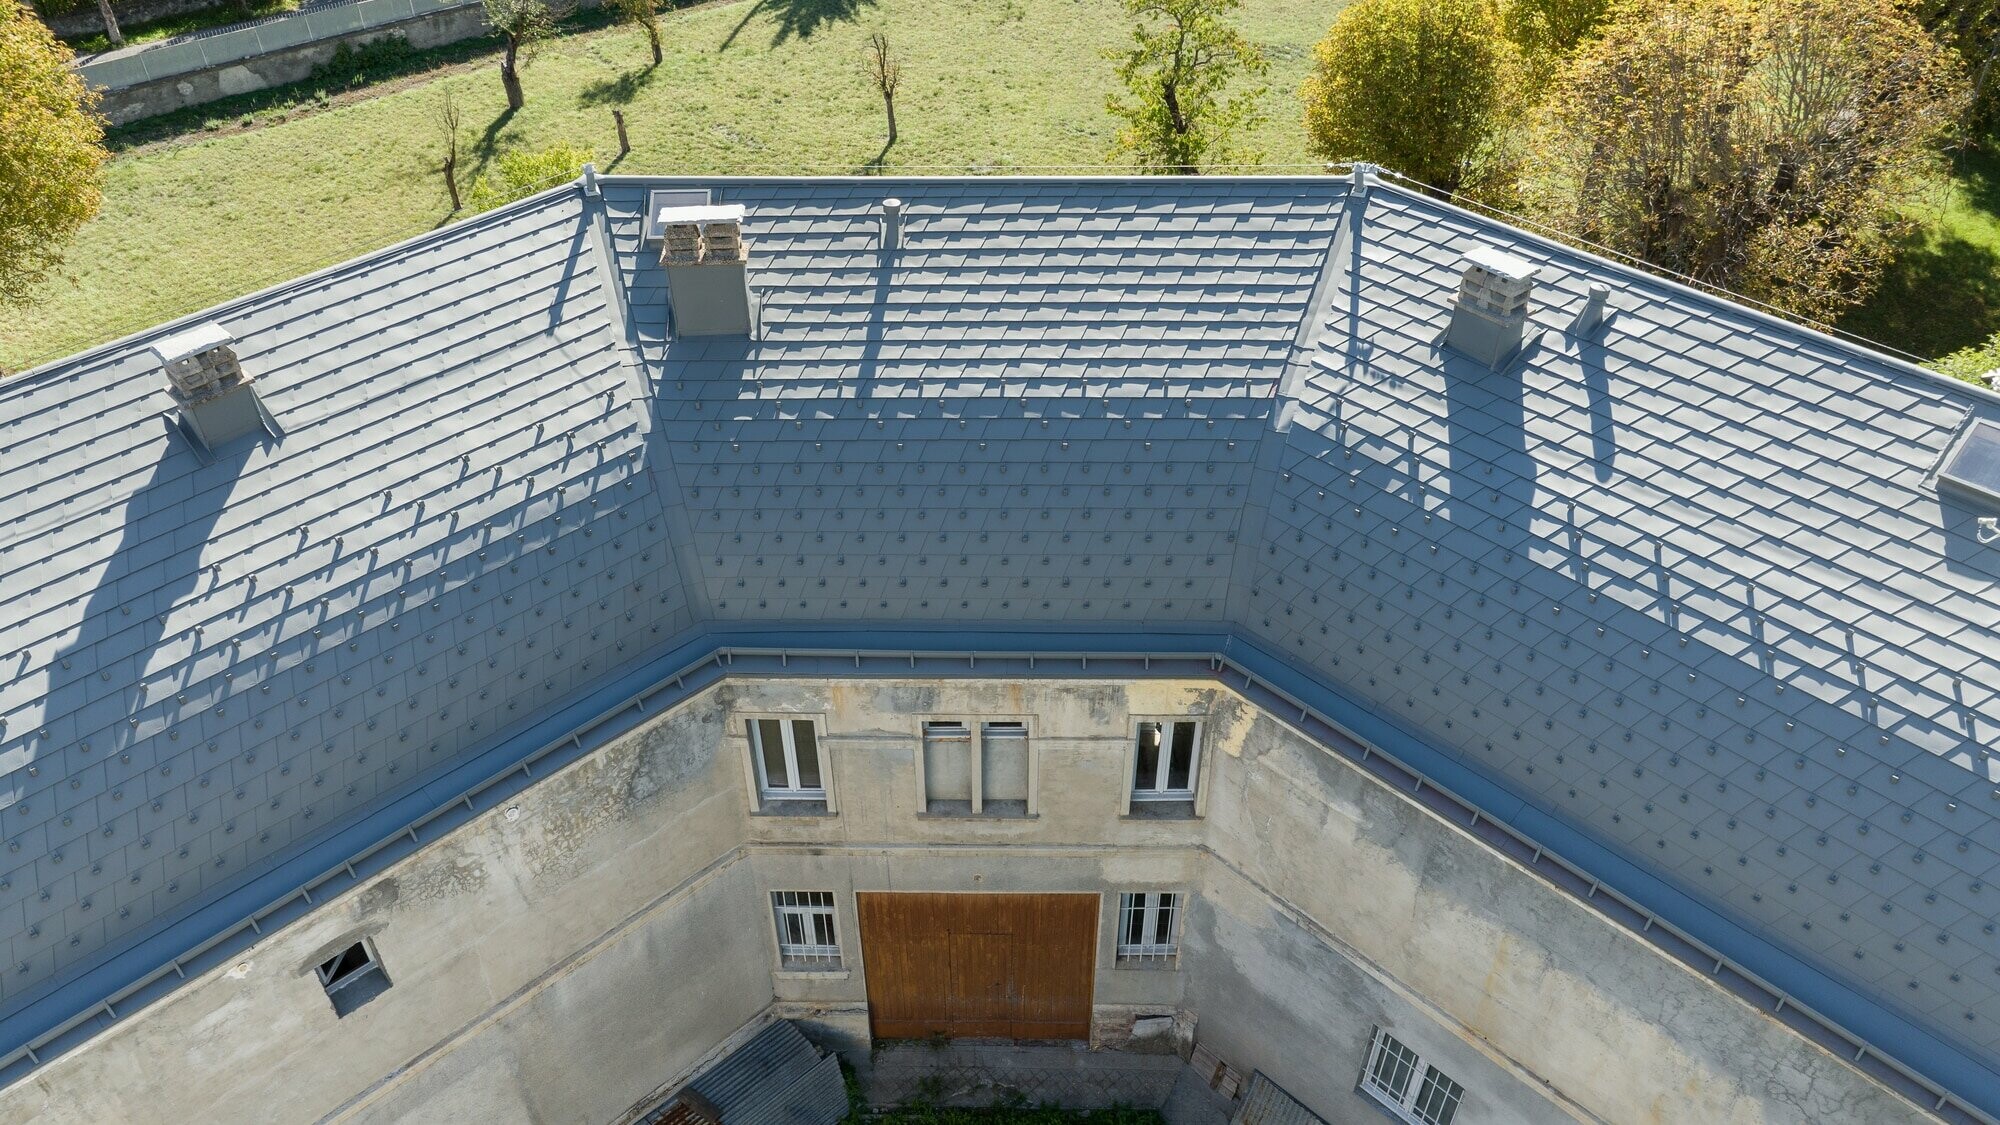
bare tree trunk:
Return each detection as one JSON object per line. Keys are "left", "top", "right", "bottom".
{"left": 443, "top": 158, "right": 462, "bottom": 211}
{"left": 882, "top": 91, "right": 897, "bottom": 145}
{"left": 646, "top": 21, "right": 661, "bottom": 66}
{"left": 613, "top": 109, "right": 631, "bottom": 157}
{"left": 96, "top": 0, "right": 124, "bottom": 47}
{"left": 501, "top": 37, "right": 525, "bottom": 110}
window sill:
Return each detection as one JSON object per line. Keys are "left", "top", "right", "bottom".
{"left": 775, "top": 968, "right": 850, "bottom": 981}
{"left": 1112, "top": 957, "right": 1181, "bottom": 972}
{"left": 754, "top": 800, "right": 835, "bottom": 818}
{"left": 1122, "top": 800, "right": 1199, "bottom": 821}
{"left": 1356, "top": 1083, "right": 1433, "bottom": 1125}
{"left": 919, "top": 800, "right": 1036, "bottom": 821}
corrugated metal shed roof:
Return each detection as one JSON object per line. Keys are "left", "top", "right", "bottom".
{"left": 1229, "top": 1072, "right": 1325, "bottom": 1125}
{"left": 663, "top": 1020, "right": 845, "bottom": 1125}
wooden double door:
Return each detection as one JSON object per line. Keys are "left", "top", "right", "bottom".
{"left": 857, "top": 892, "right": 1097, "bottom": 1041}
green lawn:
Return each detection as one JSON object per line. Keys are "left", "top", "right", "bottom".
{"left": 2, "top": 0, "right": 1343, "bottom": 371}
{"left": 1841, "top": 144, "right": 2000, "bottom": 376}
{"left": 10, "top": 0, "right": 1997, "bottom": 375}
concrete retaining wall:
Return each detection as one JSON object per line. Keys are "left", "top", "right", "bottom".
{"left": 0, "top": 678, "right": 1935, "bottom": 1125}
{"left": 76, "top": 0, "right": 490, "bottom": 125}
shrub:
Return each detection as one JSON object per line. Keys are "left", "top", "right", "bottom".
{"left": 466, "top": 142, "right": 593, "bottom": 212}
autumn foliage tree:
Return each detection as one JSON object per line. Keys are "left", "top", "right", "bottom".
{"left": 1300, "top": 0, "right": 1515, "bottom": 194}
{"left": 1520, "top": 0, "right": 1967, "bottom": 320}
{"left": 1499, "top": 0, "right": 1611, "bottom": 74}
{"left": 1106, "top": 0, "right": 1267, "bottom": 174}
{"left": 0, "top": 0, "right": 107, "bottom": 309}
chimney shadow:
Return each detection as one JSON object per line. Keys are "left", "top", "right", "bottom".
{"left": 31, "top": 420, "right": 251, "bottom": 935}
{"left": 1576, "top": 326, "right": 1617, "bottom": 481}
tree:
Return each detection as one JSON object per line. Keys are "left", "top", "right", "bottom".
{"left": 1106, "top": 0, "right": 1267, "bottom": 174}
{"left": 0, "top": 0, "right": 107, "bottom": 307}
{"left": 436, "top": 87, "right": 463, "bottom": 213}
{"left": 1499, "top": 0, "right": 1609, "bottom": 73}
{"left": 482, "top": 0, "right": 569, "bottom": 111}
{"left": 1299, "top": 0, "right": 1515, "bottom": 195}
{"left": 93, "top": 0, "right": 122, "bottom": 48}
{"left": 865, "top": 31, "right": 901, "bottom": 147}
{"left": 1916, "top": 0, "right": 2000, "bottom": 135}
{"left": 609, "top": 0, "right": 662, "bottom": 67}
{"left": 1520, "top": 0, "right": 1966, "bottom": 321}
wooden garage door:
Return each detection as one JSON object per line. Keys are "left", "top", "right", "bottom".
{"left": 858, "top": 892, "right": 1097, "bottom": 1041}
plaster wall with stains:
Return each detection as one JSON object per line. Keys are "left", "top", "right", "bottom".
{"left": 0, "top": 677, "right": 1932, "bottom": 1125}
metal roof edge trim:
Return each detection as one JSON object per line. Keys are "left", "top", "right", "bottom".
{"left": 592, "top": 172, "right": 1359, "bottom": 184}
{"left": 0, "top": 624, "right": 1989, "bottom": 1121}
{"left": 11, "top": 181, "right": 589, "bottom": 384}
{"left": 1363, "top": 178, "right": 2000, "bottom": 411}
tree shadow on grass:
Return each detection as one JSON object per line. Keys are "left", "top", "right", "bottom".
{"left": 1841, "top": 232, "right": 2000, "bottom": 360}
{"left": 855, "top": 137, "right": 894, "bottom": 174}
{"left": 718, "top": 0, "right": 875, "bottom": 51}
{"left": 578, "top": 64, "right": 659, "bottom": 107}
{"left": 466, "top": 105, "right": 523, "bottom": 184}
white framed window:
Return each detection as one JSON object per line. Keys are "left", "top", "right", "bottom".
{"left": 315, "top": 939, "right": 391, "bottom": 1016}
{"left": 1116, "top": 891, "right": 1181, "bottom": 963}
{"left": 1360, "top": 1028, "right": 1465, "bottom": 1125}
{"left": 749, "top": 718, "right": 825, "bottom": 802}
{"left": 918, "top": 717, "right": 1034, "bottom": 816}
{"left": 772, "top": 890, "right": 841, "bottom": 970}
{"left": 1131, "top": 720, "right": 1201, "bottom": 802}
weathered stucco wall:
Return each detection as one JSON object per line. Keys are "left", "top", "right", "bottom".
{"left": 1189, "top": 700, "right": 1925, "bottom": 1125}
{"left": 0, "top": 677, "right": 1930, "bottom": 1125}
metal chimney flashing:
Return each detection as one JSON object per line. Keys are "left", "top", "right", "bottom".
{"left": 151, "top": 322, "right": 272, "bottom": 456}
{"left": 1445, "top": 246, "right": 1537, "bottom": 369}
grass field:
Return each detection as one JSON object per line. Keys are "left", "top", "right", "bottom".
{"left": 1842, "top": 145, "right": 2000, "bottom": 373}
{"left": 1, "top": 0, "right": 1342, "bottom": 371}
{"left": 7, "top": 0, "right": 1999, "bottom": 375}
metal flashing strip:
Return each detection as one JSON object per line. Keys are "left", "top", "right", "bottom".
{"left": 0, "top": 628, "right": 1990, "bottom": 1125}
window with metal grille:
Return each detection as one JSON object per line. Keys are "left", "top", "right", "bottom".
{"left": 1132, "top": 721, "right": 1200, "bottom": 801}
{"left": 749, "top": 718, "right": 824, "bottom": 804}
{"left": 1116, "top": 892, "right": 1181, "bottom": 963}
{"left": 1360, "top": 1029, "right": 1464, "bottom": 1125}
{"left": 920, "top": 718, "right": 1032, "bottom": 816}
{"left": 771, "top": 891, "right": 841, "bottom": 969}
{"left": 315, "top": 940, "right": 390, "bottom": 1016}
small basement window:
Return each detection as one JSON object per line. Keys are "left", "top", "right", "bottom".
{"left": 1360, "top": 1029, "right": 1465, "bottom": 1125}
{"left": 772, "top": 890, "right": 842, "bottom": 970}
{"left": 316, "top": 940, "right": 390, "bottom": 1016}
{"left": 1939, "top": 418, "right": 2000, "bottom": 508}
{"left": 1116, "top": 891, "right": 1182, "bottom": 964}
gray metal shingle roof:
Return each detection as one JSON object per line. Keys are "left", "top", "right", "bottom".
{"left": 1, "top": 172, "right": 1996, "bottom": 1109}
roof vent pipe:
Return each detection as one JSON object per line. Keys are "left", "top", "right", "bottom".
{"left": 1445, "top": 247, "right": 1536, "bottom": 369}
{"left": 880, "top": 198, "right": 904, "bottom": 250}
{"left": 581, "top": 161, "right": 599, "bottom": 197}
{"left": 1574, "top": 282, "right": 1611, "bottom": 336}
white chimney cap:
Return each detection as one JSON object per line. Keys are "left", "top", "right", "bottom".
{"left": 1462, "top": 247, "right": 1538, "bottom": 283}
{"left": 148, "top": 322, "right": 235, "bottom": 366}
{"left": 653, "top": 202, "right": 746, "bottom": 228}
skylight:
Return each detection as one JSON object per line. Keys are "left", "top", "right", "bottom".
{"left": 1938, "top": 419, "right": 2000, "bottom": 507}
